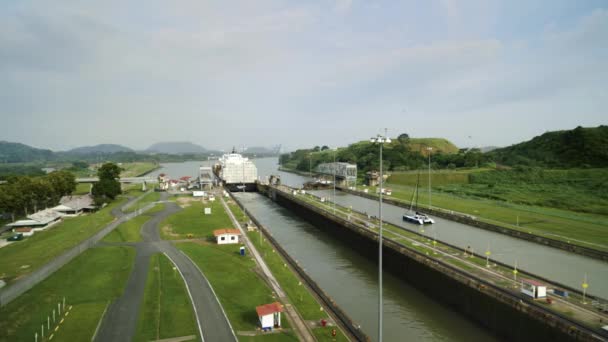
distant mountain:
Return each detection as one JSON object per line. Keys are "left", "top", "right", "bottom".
{"left": 490, "top": 126, "right": 608, "bottom": 167}
{"left": 480, "top": 146, "right": 500, "bottom": 153}
{"left": 0, "top": 141, "right": 54, "bottom": 163}
{"left": 243, "top": 146, "right": 278, "bottom": 155}
{"left": 66, "top": 144, "right": 134, "bottom": 155}
{"left": 146, "top": 142, "right": 207, "bottom": 154}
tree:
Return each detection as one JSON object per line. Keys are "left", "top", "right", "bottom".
{"left": 398, "top": 133, "right": 410, "bottom": 143}
{"left": 321, "top": 145, "right": 329, "bottom": 151}
{"left": 47, "top": 170, "right": 76, "bottom": 198}
{"left": 92, "top": 162, "right": 122, "bottom": 205}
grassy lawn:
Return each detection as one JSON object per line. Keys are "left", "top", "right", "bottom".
{"left": 134, "top": 253, "right": 198, "bottom": 342}
{"left": 364, "top": 183, "right": 608, "bottom": 250}
{"left": 0, "top": 246, "right": 135, "bottom": 342}
{"left": 161, "top": 199, "right": 233, "bottom": 240}
{"left": 72, "top": 183, "right": 92, "bottom": 195}
{"left": 0, "top": 198, "right": 127, "bottom": 284}
{"left": 102, "top": 204, "right": 164, "bottom": 243}
{"left": 119, "top": 162, "right": 159, "bottom": 177}
{"left": 123, "top": 191, "right": 161, "bottom": 213}
{"left": 313, "top": 326, "right": 350, "bottom": 342}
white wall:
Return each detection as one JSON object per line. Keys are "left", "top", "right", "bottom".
{"left": 260, "top": 314, "right": 274, "bottom": 328}
{"left": 216, "top": 234, "right": 239, "bottom": 245}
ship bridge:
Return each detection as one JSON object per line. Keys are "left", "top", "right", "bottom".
{"left": 315, "top": 162, "right": 357, "bottom": 186}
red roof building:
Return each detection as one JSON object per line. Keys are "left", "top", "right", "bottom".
{"left": 256, "top": 302, "right": 283, "bottom": 330}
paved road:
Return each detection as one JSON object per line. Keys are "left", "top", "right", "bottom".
{"left": 95, "top": 193, "right": 236, "bottom": 342}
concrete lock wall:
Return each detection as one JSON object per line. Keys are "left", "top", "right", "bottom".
{"left": 261, "top": 185, "right": 603, "bottom": 342}
{"left": 0, "top": 196, "right": 156, "bottom": 307}
{"left": 337, "top": 187, "right": 608, "bottom": 262}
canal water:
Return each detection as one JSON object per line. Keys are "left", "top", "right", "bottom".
{"left": 234, "top": 191, "right": 499, "bottom": 342}
{"left": 152, "top": 158, "right": 608, "bottom": 298}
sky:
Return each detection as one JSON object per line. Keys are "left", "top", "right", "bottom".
{"left": 1, "top": 0, "right": 606, "bottom": 152}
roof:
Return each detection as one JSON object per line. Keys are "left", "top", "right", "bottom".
{"left": 28, "top": 209, "right": 62, "bottom": 224}
{"left": 213, "top": 229, "right": 241, "bottom": 237}
{"left": 59, "top": 195, "right": 95, "bottom": 210}
{"left": 7, "top": 220, "right": 43, "bottom": 227}
{"left": 256, "top": 302, "right": 283, "bottom": 317}
{"left": 522, "top": 278, "right": 545, "bottom": 287}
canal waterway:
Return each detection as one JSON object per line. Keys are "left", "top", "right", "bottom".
{"left": 234, "top": 191, "right": 499, "bottom": 342}
{"left": 152, "top": 157, "right": 608, "bottom": 298}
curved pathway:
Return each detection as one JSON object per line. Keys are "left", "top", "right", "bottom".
{"left": 95, "top": 193, "right": 235, "bottom": 342}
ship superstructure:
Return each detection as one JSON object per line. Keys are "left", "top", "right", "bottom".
{"left": 214, "top": 149, "right": 258, "bottom": 191}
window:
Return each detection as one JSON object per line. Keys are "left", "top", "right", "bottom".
{"left": 220, "top": 236, "right": 225, "bottom": 241}
{"left": 231, "top": 236, "right": 236, "bottom": 240}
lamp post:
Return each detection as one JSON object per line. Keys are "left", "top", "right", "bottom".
{"left": 426, "top": 147, "right": 432, "bottom": 209}
{"left": 370, "top": 130, "right": 391, "bottom": 342}
{"left": 333, "top": 148, "right": 336, "bottom": 214}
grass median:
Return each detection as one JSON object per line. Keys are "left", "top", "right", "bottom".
{"left": 0, "top": 198, "right": 128, "bottom": 284}
{"left": 134, "top": 253, "right": 198, "bottom": 342}
{"left": 161, "top": 199, "right": 232, "bottom": 240}
{"left": 0, "top": 246, "right": 134, "bottom": 342}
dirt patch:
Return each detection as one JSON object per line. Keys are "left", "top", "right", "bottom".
{"left": 176, "top": 196, "right": 200, "bottom": 208}
{"left": 162, "top": 225, "right": 181, "bottom": 238}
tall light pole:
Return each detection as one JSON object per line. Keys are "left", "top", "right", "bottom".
{"left": 426, "top": 146, "right": 432, "bottom": 209}
{"left": 370, "top": 130, "right": 391, "bottom": 342}
{"left": 333, "top": 148, "right": 336, "bottom": 214}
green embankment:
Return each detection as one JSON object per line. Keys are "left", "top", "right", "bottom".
{"left": 161, "top": 199, "right": 232, "bottom": 240}
{"left": 0, "top": 198, "right": 127, "bottom": 284}
{"left": 119, "top": 162, "right": 159, "bottom": 177}
{"left": 0, "top": 246, "right": 135, "bottom": 342}
{"left": 367, "top": 183, "right": 608, "bottom": 250}
{"left": 134, "top": 253, "right": 198, "bottom": 342}
{"left": 226, "top": 201, "right": 349, "bottom": 341}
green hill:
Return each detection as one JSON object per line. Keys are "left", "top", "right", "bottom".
{"left": 0, "top": 141, "right": 54, "bottom": 163}
{"left": 409, "top": 138, "right": 459, "bottom": 155}
{"left": 490, "top": 126, "right": 608, "bottom": 167}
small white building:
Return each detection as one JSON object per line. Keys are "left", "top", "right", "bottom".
{"left": 213, "top": 229, "right": 241, "bottom": 244}
{"left": 192, "top": 191, "right": 206, "bottom": 197}
{"left": 521, "top": 279, "right": 547, "bottom": 299}
{"left": 256, "top": 302, "right": 283, "bottom": 331}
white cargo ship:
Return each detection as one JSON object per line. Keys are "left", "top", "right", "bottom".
{"left": 214, "top": 149, "right": 258, "bottom": 191}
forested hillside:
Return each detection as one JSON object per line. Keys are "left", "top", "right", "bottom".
{"left": 490, "top": 126, "right": 608, "bottom": 167}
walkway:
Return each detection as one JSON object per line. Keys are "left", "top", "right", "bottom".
{"left": 95, "top": 193, "right": 236, "bottom": 342}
